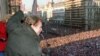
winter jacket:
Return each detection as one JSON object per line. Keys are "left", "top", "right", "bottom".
{"left": 5, "top": 10, "right": 42, "bottom": 56}
{"left": 0, "top": 21, "right": 7, "bottom": 52}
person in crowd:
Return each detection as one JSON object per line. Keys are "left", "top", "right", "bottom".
{"left": 0, "top": 14, "right": 11, "bottom": 56}
{"left": 5, "top": 10, "right": 43, "bottom": 56}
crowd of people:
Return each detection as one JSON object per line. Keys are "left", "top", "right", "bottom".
{"left": 40, "top": 23, "right": 100, "bottom": 56}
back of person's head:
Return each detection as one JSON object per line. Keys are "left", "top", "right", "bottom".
{"left": 24, "top": 16, "right": 42, "bottom": 26}
{"left": 23, "top": 16, "right": 42, "bottom": 35}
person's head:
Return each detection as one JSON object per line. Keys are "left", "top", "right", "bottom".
{"left": 24, "top": 16, "right": 42, "bottom": 35}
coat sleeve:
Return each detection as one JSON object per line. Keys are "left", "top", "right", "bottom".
{"left": 7, "top": 10, "right": 24, "bottom": 33}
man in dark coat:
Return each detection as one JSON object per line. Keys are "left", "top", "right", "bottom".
{"left": 5, "top": 10, "right": 43, "bottom": 56}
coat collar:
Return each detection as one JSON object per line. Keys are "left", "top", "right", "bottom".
{"left": 23, "top": 23, "right": 41, "bottom": 42}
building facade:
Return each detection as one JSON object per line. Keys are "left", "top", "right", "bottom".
{"left": 8, "top": 0, "right": 21, "bottom": 14}
{"left": 65, "top": 0, "right": 100, "bottom": 30}
{"left": 52, "top": 2, "right": 65, "bottom": 24}
{"left": 39, "top": 2, "right": 65, "bottom": 24}
{"left": 0, "top": 0, "right": 8, "bottom": 19}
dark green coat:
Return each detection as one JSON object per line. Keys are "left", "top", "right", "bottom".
{"left": 5, "top": 10, "right": 42, "bottom": 56}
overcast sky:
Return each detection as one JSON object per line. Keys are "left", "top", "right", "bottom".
{"left": 21, "top": 0, "right": 65, "bottom": 13}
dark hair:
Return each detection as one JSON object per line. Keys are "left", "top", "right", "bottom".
{"left": 24, "top": 16, "right": 41, "bottom": 26}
